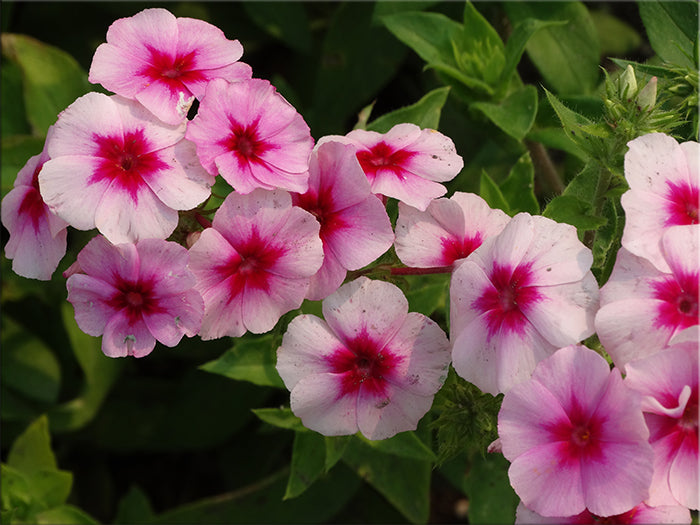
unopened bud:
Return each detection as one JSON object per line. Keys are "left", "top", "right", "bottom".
{"left": 620, "top": 65, "right": 638, "bottom": 99}
{"left": 636, "top": 76, "right": 657, "bottom": 110}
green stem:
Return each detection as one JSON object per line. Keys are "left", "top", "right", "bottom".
{"left": 526, "top": 140, "right": 565, "bottom": 195}
{"left": 584, "top": 163, "right": 613, "bottom": 248}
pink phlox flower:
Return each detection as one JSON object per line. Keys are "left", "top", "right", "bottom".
{"left": 38, "top": 92, "right": 214, "bottom": 245}
{"left": 291, "top": 140, "right": 394, "bottom": 300}
{"left": 450, "top": 212, "right": 599, "bottom": 395}
{"left": 89, "top": 8, "right": 252, "bottom": 125}
{"left": 188, "top": 189, "right": 323, "bottom": 340}
{"left": 394, "top": 192, "right": 510, "bottom": 268}
{"left": 499, "top": 345, "right": 654, "bottom": 518}
{"left": 186, "top": 78, "right": 313, "bottom": 195}
{"left": 595, "top": 225, "right": 698, "bottom": 371}
{"left": 318, "top": 123, "right": 464, "bottom": 211}
{"left": 2, "top": 127, "right": 68, "bottom": 280}
{"left": 625, "top": 341, "right": 699, "bottom": 510}
{"left": 621, "top": 133, "right": 698, "bottom": 272}
{"left": 66, "top": 235, "right": 204, "bottom": 358}
{"left": 515, "top": 501, "right": 691, "bottom": 524}
{"left": 276, "top": 276, "right": 451, "bottom": 440}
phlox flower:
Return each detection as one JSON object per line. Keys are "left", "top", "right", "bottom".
{"left": 450, "top": 213, "right": 599, "bottom": 395}
{"left": 186, "top": 78, "right": 313, "bottom": 194}
{"left": 498, "top": 345, "right": 654, "bottom": 518}
{"left": 188, "top": 189, "right": 323, "bottom": 340}
{"left": 319, "top": 123, "right": 463, "bottom": 211}
{"left": 276, "top": 277, "right": 451, "bottom": 440}
{"left": 394, "top": 192, "right": 510, "bottom": 268}
{"left": 66, "top": 235, "right": 204, "bottom": 358}
{"left": 291, "top": 141, "right": 394, "bottom": 300}
{"left": 621, "top": 133, "right": 698, "bottom": 272}
{"left": 515, "top": 501, "right": 691, "bottom": 524}
{"left": 38, "top": 92, "right": 213, "bottom": 245}
{"left": 2, "top": 127, "right": 68, "bottom": 280}
{"left": 89, "top": 8, "right": 252, "bottom": 125}
{"left": 595, "top": 225, "right": 698, "bottom": 371}
{"left": 625, "top": 341, "right": 699, "bottom": 510}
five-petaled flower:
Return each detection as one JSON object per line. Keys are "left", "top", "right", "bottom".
{"left": 188, "top": 189, "right": 324, "bottom": 340}
{"left": 450, "top": 213, "right": 599, "bottom": 395}
{"left": 276, "top": 276, "right": 451, "bottom": 440}
{"left": 514, "top": 500, "right": 691, "bottom": 524}
{"left": 498, "top": 345, "right": 654, "bottom": 518}
{"left": 186, "top": 78, "right": 314, "bottom": 195}
{"left": 89, "top": 7, "right": 252, "bottom": 125}
{"left": 2, "top": 126, "right": 69, "bottom": 280}
{"left": 66, "top": 235, "right": 204, "bottom": 358}
{"left": 38, "top": 92, "right": 214, "bottom": 245}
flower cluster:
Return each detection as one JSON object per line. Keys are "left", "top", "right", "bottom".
{"left": 1, "top": 7, "right": 697, "bottom": 520}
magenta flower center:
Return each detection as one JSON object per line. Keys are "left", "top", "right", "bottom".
{"left": 91, "top": 130, "right": 169, "bottom": 200}
{"left": 327, "top": 332, "right": 402, "bottom": 397}
{"left": 679, "top": 392, "right": 698, "bottom": 432}
{"left": 143, "top": 47, "right": 202, "bottom": 86}
{"left": 473, "top": 263, "right": 542, "bottom": 336}
{"left": 18, "top": 164, "right": 48, "bottom": 230}
{"left": 110, "top": 279, "right": 160, "bottom": 322}
{"left": 570, "top": 424, "right": 593, "bottom": 447}
{"left": 356, "top": 142, "right": 415, "bottom": 182}
{"left": 652, "top": 272, "right": 699, "bottom": 331}
{"left": 294, "top": 190, "right": 346, "bottom": 243}
{"left": 226, "top": 122, "right": 270, "bottom": 163}
{"left": 439, "top": 234, "right": 482, "bottom": 265}
{"left": 665, "top": 180, "right": 699, "bottom": 226}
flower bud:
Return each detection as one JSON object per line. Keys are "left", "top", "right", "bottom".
{"left": 620, "top": 65, "right": 638, "bottom": 99}
{"left": 636, "top": 76, "right": 657, "bottom": 110}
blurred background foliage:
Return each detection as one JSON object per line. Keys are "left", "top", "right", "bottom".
{"left": 1, "top": 1, "right": 697, "bottom": 524}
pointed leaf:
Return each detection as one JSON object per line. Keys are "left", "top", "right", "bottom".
{"left": 284, "top": 431, "right": 326, "bottom": 499}
{"left": 472, "top": 85, "right": 538, "bottom": 141}
{"left": 324, "top": 436, "right": 351, "bottom": 473}
{"left": 638, "top": 1, "right": 698, "bottom": 68}
{"left": 356, "top": 431, "right": 437, "bottom": 462}
{"left": 367, "top": 87, "right": 451, "bottom": 133}
{"left": 7, "top": 415, "right": 57, "bottom": 473}
{"left": 479, "top": 171, "right": 510, "bottom": 214}
{"left": 500, "top": 152, "right": 540, "bottom": 215}
{"left": 252, "top": 407, "right": 309, "bottom": 433}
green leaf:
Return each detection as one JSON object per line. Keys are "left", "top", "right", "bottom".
{"left": 543, "top": 195, "right": 607, "bottom": 231}
{"left": 592, "top": 197, "right": 624, "bottom": 285}
{"left": 472, "top": 85, "right": 538, "bottom": 141}
{"left": 7, "top": 415, "right": 57, "bottom": 472}
{"left": 463, "top": 454, "right": 519, "bottom": 524}
{"left": 284, "top": 432, "right": 326, "bottom": 499}
{"left": 1, "top": 59, "right": 30, "bottom": 135}
{"left": 503, "top": 2, "right": 600, "bottom": 95}
{"left": 324, "top": 436, "right": 351, "bottom": 473}
{"left": 252, "top": 408, "right": 309, "bottom": 433}
{"left": 638, "top": 1, "right": 698, "bottom": 68}
{"left": 200, "top": 334, "right": 285, "bottom": 388}
{"left": 590, "top": 9, "right": 642, "bottom": 56}
{"left": 403, "top": 273, "right": 449, "bottom": 317}
{"left": 1, "top": 135, "right": 45, "bottom": 199}
{"left": 356, "top": 431, "right": 437, "bottom": 462}
{"left": 1, "top": 317, "right": 60, "bottom": 405}
{"left": 242, "top": 3, "right": 311, "bottom": 54}
{"left": 36, "top": 504, "right": 98, "bottom": 524}
{"left": 526, "top": 127, "right": 588, "bottom": 161}
{"left": 114, "top": 485, "right": 154, "bottom": 525}
{"left": 372, "top": 1, "right": 439, "bottom": 23}
{"left": 343, "top": 434, "right": 431, "bottom": 524}
{"left": 499, "top": 18, "right": 567, "bottom": 87}
{"left": 367, "top": 86, "right": 451, "bottom": 133}
{"left": 480, "top": 171, "right": 510, "bottom": 214}
{"left": 1, "top": 34, "right": 92, "bottom": 135}
{"left": 48, "top": 303, "right": 124, "bottom": 433}
{"left": 500, "top": 152, "right": 540, "bottom": 215}
{"left": 460, "top": 2, "right": 505, "bottom": 86}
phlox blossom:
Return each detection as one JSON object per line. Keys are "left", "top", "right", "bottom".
{"left": 319, "top": 123, "right": 463, "bottom": 211}
{"left": 186, "top": 78, "right": 313, "bottom": 194}
{"left": 450, "top": 213, "right": 599, "bottom": 395}
{"left": 38, "top": 92, "right": 213, "bottom": 245}
{"left": 66, "top": 235, "right": 204, "bottom": 358}
{"left": 89, "top": 8, "right": 252, "bottom": 125}
{"left": 276, "top": 276, "right": 451, "bottom": 440}
{"left": 188, "top": 189, "right": 323, "bottom": 340}
{"left": 498, "top": 345, "right": 654, "bottom": 518}
{"left": 595, "top": 225, "right": 698, "bottom": 371}
{"left": 515, "top": 501, "right": 691, "bottom": 524}
{"left": 394, "top": 191, "right": 510, "bottom": 268}
{"left": 625, "top": 341, "right": 699, "bottom": 510}
{"left": 2, "top": 127, "right": 68, "bottom": 280}
{"left": 621, "top": 133, "right": 698, "bottom": 272}
{"left": 291, "top": 141, "right": 394, "bottom": 300}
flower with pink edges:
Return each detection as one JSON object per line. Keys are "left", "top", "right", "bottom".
{"left": 66, "top": 235, "right": 204, "bottom": 358}
{"left": 188, "top": 189, "right": 323, "bottom": 340}
{"left": 625, "top": 341, "right": 699, "bottom": 510}
{"left": 515, "top": 501, "right": 691, "bottom": 524}
{"left": 276, "top": 276, "right": 451, "bottom": 440}
{"left": 595, "top": 225, "right": 698, "bottom": 371}
{"left": 291, "top": 140, "right": 394, "bottom": 300}
{"left": 498, "top": 345, "right": 654, "bottom": 518}
{"left": 89, "top": 8, "right": 252, "bottom": 125}
{"left": 319, "top": 123, "right": 463, "bottom": 211}
{"left": 2, "top": 127, "right": 68, "bottom": 280}
{"left": 38, "top": 92, "right": 213, "bottom": 245}
{"left": 186, "top": 78, "right": 313, "bottom": 195}
{"left": 394, "top": 192, "right": 510, "bottom": 268}
{"left": 621, "top": 133, "right": 698, "bottom": 272}
{"left": 450, "top": 213, "right": 599, "bottom": 395}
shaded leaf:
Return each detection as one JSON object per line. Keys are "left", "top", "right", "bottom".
{"left": 36, "top": 504, "right": 98, "bottom": 524}
{"left": 403, "top": 273, "right": 449, "bottom": 317}
{"left": 356, "top": 431, "right": 436, "bottom": 462}
{"left": 324, "top": 436, "right": 351, "bottom": 473}
{"left": 463, "top": 454, "right": 519, "bottom": 524}
{"left": 1, "top": 135, "right": 45, "bottom": 199}
{"left": 543, "top": 195, "right": 607, "bottom": 232}
{"left": 472, "top": 85, "right": 538, "bottom": 141}
{"left": 252, "top": 407, "right": 309, "bottom": 433}
{"left": 367, "top": 86, "right": 451, "bottom": 133}
{"left": 479, "top": 171, "right": 510, "bottom": 214}
{"left": 638, "top": 1, "right": 698, "bottom": 68}
{"left": 243, "top": 3, "right": 311, "bottom": 54}
{"left": 590, "top": 9, "right": 642, "bottom": 56}
{"left": 7, "top": 415, "right": 57, "bottom": 473}
{"left": 284, "top": 432, "right": 326, "bottom": 499}
{"left": 500, "top": 152, "right": 540, "bottom": 215}
{"left": 114, "top": 485, "right": 154, "bottom": 525}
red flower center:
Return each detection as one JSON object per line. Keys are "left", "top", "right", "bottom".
{"left": 109, "top": 279, "right": 160, "bottom": 322}
{"left": 439, "top": 234, "right": 483, "bottom": 265}
{"left": 356, "top": 142, "right": 415, "bottom": 183}
{"left": 225, "top": 122, "right": 270, "bottom": 164}
{"left": 653, "top": 272, "right": 699, "bottom": 332}
{"left": 665, "top": 180, "right": 699, "bottom": 226}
